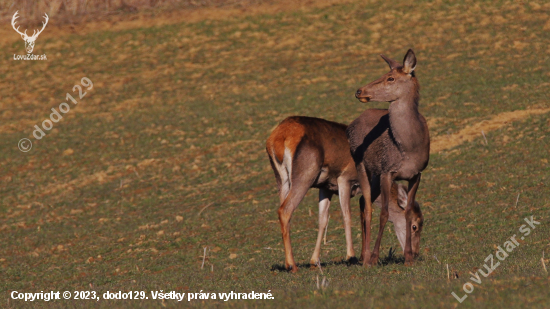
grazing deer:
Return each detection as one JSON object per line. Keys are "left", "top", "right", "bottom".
{"left": 371, "top": 183, "right": 423, "bottom": 258}
{"left": 11, "top": 11, "right": 49, "bottom": 54}
{"left": 347, "top": 49, "right": 429, "bottom": 266}
{"left": 266, "top": 116, "right": 423, "bottom": 272}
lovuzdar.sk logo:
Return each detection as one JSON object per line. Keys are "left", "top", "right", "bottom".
{"left": 11, "top": 11, "right": 48, "bottom": 61}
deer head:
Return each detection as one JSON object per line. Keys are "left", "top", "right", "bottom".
{"left": 394, "top": 183, "right": 424, "bottom": 257}
{"left": 12, "top": 11, "right": 49, "bottom": 54}
{"left": 355, "top": 49, "right": 418, "bottom": 103}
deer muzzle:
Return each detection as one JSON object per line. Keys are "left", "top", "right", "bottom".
{"left": 355, "top": 89, "right": 370, "bottom": 103}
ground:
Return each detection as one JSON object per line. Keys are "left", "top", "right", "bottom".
{"left": 1, "top": 0, "right": 549, "bottom": 307}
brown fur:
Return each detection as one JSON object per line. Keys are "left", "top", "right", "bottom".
{"left": 267, "top": 120, "right": 305, "bottom": 164}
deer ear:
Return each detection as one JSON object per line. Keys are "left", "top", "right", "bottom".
{"left": 380, "top": 54, "right": 400, "bottom": 70}
{"left": 402, "top": 49, "right": 416, "bottom": 74}
{"left": 396, "top": 183, "right": 408, "bottom": 209}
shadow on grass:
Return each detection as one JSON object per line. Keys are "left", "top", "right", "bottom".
{"left": 378, "top": 247, "right": 425, "bottom": 266}
{"left": 270, "top": 250, "right": 425, "bottom": 271}
{"left": 270, "top": 257, "right": 360, "bottom": 272}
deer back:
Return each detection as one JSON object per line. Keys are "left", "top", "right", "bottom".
{"left": 266, "top": 116, "right": 357, "bottom": 193}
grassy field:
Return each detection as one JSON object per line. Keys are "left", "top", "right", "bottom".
{"left": 1, "top": 0, "right": 550, "bottom": 307}
{"left": 0, "top": 0, "right": 269, "bottom": 24}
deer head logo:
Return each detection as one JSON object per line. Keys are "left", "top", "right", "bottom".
{"left": 11, "top": 11, "right": 49, "bottom": 54}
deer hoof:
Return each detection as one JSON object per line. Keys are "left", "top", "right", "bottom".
{"left": 286, "top": 264, "right": 298, "bottom": 273}
{"left": 368, "top": 256, "right": 379, "bottom": 266}
{"left": 310, "top": 259, "right": 319, "bottom": 267}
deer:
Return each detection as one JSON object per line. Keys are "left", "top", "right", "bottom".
{"left": 266, "top": 116, "right": 424, "bottom": 272}
{"left": 11, "top": 11, "right": 49, "bottom": 54}
{"left": 347, "top": 49, "right": 430, "bottom": 267}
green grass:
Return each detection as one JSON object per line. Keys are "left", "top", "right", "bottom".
{"left": 1, "top": 0, "right": 549, "bottom": 307}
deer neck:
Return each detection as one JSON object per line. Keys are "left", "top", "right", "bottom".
{"left": 387, "top": 91, "right": 424, "bottom": 152}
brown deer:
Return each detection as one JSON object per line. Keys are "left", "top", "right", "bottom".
{"left": 266, "top": 116, "right": 423, "bottom": 272}
{"left": 347, "top": 49, "right": 430, "bottom": 266}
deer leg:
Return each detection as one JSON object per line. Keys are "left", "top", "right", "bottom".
{"left": 278, "top": 147, "right": 321, "bottom": 272}
{"left": 358, "top": 196, "right": 367, "bottom": 262}
{"left": 356, "top": 162, "right": 373, "bottom": 265}
{"left": 336, "top": 178, "right": 356, "bottom": 263}
{"left": 278, "top": 181, "right": 312, "bottom": 273}
{"left": 268, "top": 156, "right": 287, "bottom": 205}
{"left": 369, "top": 175, "right": 381, "bottom": 208}
{"left": 369, "top": 173, "right": 393, "bottom": 266}
{"left": 310, "top": 189, "right": 332, "bottom": 266}
{"left": 404, "top": 173, "right": 421, "bottom": 266}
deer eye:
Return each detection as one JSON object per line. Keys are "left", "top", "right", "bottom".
{"left": 412, "top": 225, "right": 417, "bottom": 231}
{"left": 387, "top": 77, "right": 395, "bottom": 82}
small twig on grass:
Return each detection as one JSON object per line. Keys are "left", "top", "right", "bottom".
{"left": 433, "top": 255, "right": 440, "bottom": 264}
{"left": 481, "top": 130, "right": 488, "bottom": 145}
{"left": 132, "top": 167, "right": 141, "bottom": 179}
{"left": 321, "top": 277, "right": 328, "bottom": 290}
{"left": 317, "top": 261, "right": 324, "bottom": 275}
{"left": 446, "top": 264, "right": 450, "bottom": 282}
{"left": 315, "top": 275, "right": 328, "bottom": 290}
{"left": 323, "top": 215, "right": 330, "bottom": 245}
{"left": 201, "top": 247, "right": 207, "bottom": 269}
{"left": 197, "top": 202, "right": 214, "bottom": 217}
{"left": 542, "top": 251, "right": 548, "bottom": 274}
{"left": 503, "top": 192, "right": 520, "bottom": 212}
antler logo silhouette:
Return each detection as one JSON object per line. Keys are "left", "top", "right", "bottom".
{"left": 11, "top": 11, "right": 49, "bottom": 54}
